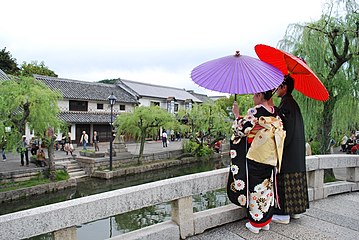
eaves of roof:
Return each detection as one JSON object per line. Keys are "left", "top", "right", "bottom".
{"left": 59, "top": 112, "right": 117, "bottom": 123}
{"left": 35, "top": 75, "right": 138, "bottom": 104}
{"left": 120, "top": 79, "right": 203, "bottom": 103}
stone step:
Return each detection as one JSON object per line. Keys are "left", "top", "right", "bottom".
{"left": 67, "top": 167, "right": 80, "bottom": 172}
{"left": 68, "top": 170, "right": 87, "bottom": 178}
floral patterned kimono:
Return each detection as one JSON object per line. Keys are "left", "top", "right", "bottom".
{"left": 227, "top": 104, "right": 285, "bottom": 228}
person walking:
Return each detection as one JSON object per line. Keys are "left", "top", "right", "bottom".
{"left": 64, "top": 132, "right": 74, "bottom": 156}
{"left": 227, "top": 89, "right": 286, "bottom": 234}
{"left": 162, "top": 131, "right": 168, "bottom": 148}
{"left": 273, "top": 75, "right": 309, "bottom": 224}
{"left": 1, "top": 136, "right": 6, "bottom": 161}
{"left": 18, "top": 135, "right": 30, "bottom": 166}
{"left": 93, "top": 131, "right": 100, "bottom": 151}
{"left": 80, "top": 131, "right": 89, "bottom": 150}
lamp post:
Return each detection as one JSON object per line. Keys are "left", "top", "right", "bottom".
{"left": 108, "top": 92, "right": 117, "bottom": 171}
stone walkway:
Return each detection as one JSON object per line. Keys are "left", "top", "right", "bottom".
{"left": 0, "top": 140, "right": 183, "bottom": 173}
{"left": 188, "top": 191, "right": 359, "bottom": 240}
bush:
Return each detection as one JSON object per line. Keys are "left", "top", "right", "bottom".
{"left": 183, "top": 140, "right": 198, "bottom": 153}
{"left": 183, "top": 140, "right": 213, "bottom": 158}
{"left": 55, "top": 170, "right": 70, "bottom": 181}
{"left": 311, "top": 140, "right": 321, "bottom": 155}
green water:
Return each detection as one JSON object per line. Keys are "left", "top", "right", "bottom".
{"left": 1, "top": 157, "right": 231, "bottom": 240}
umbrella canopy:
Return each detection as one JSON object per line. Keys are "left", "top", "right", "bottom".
{"left": 255, "top": 44, "right": 329, "bottom": 101}
{"left": 191, "top": 51, "right": 284, "bottom": 94}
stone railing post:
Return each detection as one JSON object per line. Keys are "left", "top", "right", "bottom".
{"left": 171, "top": 196, "right": 194, "bottom": 239}
{"left": 307, "top": 169, "right": 324, "bottom": 200}
{"left": 346, "top": 167, "right": 359, "bottom": 182}
{"left": 53, "top": 226, "right": 77, "bottom": 240}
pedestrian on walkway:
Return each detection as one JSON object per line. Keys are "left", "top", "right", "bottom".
{"left": 80, "top": 131, "right": 89, "bottom": 150}
{"left": 64, "top": 132, "right": 74, "bottom": 156}
{"left": 18, "top": 135, "right": 30, "bottom": 166}
{"left": 93, "top": 130, "right": 100, "bottom": 151}
{"left": 1, "top": 136, "right": 6, "bottom": 161}
{"left": 162, "top": 131, "right": 168, "bottom": 148}
{"left": 273, "top": 76, "right": 309, "bottom": 224}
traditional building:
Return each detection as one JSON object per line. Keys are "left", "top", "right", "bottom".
{"left": 35, "top": 75, "right": 139, "bottom": 142}
{"left": 117, "top": 79, "right": 203, "bottom": 113}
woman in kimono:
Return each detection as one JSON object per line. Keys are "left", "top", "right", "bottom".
{"left": 227, "top": 89, "right": 285, "bottom": 234}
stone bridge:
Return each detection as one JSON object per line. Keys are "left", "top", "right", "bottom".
{"left": 0, "top": 154, "right": 358, "bottom": 240}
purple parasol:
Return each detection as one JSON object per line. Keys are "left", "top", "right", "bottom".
{"left": 191, "top": 51, "right": 284, "bottom": 94}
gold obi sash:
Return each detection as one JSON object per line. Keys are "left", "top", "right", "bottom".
{"left": 246, "top": 116, "right": 286, "bottom": 172}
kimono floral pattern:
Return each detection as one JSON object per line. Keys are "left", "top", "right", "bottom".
{"left": 227, "top": 105, "right": 278, "bottom": 225}
{"left": 248, "top": 177, "right": 274, "bottom": 222}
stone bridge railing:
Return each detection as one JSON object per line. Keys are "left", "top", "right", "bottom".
{"left": 0, "top": 154, "right": 358, "bottom": 240}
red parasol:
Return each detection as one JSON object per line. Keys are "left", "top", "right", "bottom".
{"left": 255, "top": 44, "right": 329, "bottom": 101}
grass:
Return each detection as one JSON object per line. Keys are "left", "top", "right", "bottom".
{"left": 0, "top": 170, "right": 70, "bottom": 193}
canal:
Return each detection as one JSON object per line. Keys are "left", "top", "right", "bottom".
{"left": 2, "top": 157, "right": 231, "bottom": 240}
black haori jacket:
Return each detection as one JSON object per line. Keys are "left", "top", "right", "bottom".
{"left": 277, "top": 94, "right": 306, "bottom": 173}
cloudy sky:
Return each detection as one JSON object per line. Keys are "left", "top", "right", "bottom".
{"left": 1, "top": 0, "right": 325, "bottom": 96}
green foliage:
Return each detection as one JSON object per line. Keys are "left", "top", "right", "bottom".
{"left": 97, "top": 78, "right": 119, "bottom": 84}
{"left": 0, "top": 47, "right": 20, "bottom": 75}
{"left": 278, "top": 0, "right": 358, "bottom": 153}
{"left": 0, "top": 170, "right": 68, "bottom": 192}
{"left": 182, "top": 140, "right": 212, "bottom": 157}
{"left": 20, "top": 61, "right": 57, "bottom": 77}
{"left": 183, "top": 140, "right": 198, "bottom": 153}
{"left": 115, "top": 106, "right": 176, "bottom": 139}
{"left": 55, "top": 170, "right": 70, "bottom": 181}
{"left": 310, "top": 140, "right": 321, "bottom": 155}
{"left": 115, "top": 106, "right": 177, "bottom": 158}
{"left": 197, "top": 145, "right": 213, "bottom": 158}
{"left": 0, "top": 75, "right": 64, "bottom": 181}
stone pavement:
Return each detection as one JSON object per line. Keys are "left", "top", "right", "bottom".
{"left": 0, "top": 140, "right": 183, "bottom": 173}
{"left": 188, "top": 191, "right": 359, "bottom": 239}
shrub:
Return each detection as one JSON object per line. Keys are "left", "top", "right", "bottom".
{"left": 55, "top": 170, "right": 70, "bottom": 181}
{"left": 311, "top": 140, "right": 321, "bottom": 155}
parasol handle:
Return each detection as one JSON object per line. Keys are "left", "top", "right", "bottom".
{"left": 234, "top": 94, "right": 237, "bottom": 101}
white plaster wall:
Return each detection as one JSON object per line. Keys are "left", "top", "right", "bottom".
{"left": 57, "top": 100, "right": 68, "bottom": 111}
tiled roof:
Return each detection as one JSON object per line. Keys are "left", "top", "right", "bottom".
{"left": 0, "top": 69, "right": 10, "bottom": 81}
{"left": 187, "top": 91, "right": 213, "bottom": 103}
{"left": 59, "top": 112, "right": 116, "bottom": 123}
{"left": 119, "top": 79, "right": 203, "bottom": 103}
{"left": 34, "top": 75, "right": 138, "bottom": 104}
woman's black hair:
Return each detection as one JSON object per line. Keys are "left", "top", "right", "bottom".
{"left": 262, "top": 89, "right": 274, "bottom": 101}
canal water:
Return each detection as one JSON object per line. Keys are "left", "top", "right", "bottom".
{"left": 2, "top": 157, "right": 231, "bottom": 240}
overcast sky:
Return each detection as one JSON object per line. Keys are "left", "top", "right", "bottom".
{"left": 1, "top": 0, "right": 326, "bottom": 96}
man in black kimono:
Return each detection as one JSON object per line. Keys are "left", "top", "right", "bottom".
{"left": 272, "top": 75, "right": 309, "bottom": 224}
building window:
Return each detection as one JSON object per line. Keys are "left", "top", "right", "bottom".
{"left": 97, "top": 103, "right": 104, "bottom": 110}
{"left": 174, "top": 103, "right": 179, "bottom": 112}
{"left": 120, "top": 105, "right": 126, "bottom": 111}
{"left": 151, "top": 101, "right": 160, "bottom": 107}
{"left": 69, "top": 100, "right": 88, "bottom": 111}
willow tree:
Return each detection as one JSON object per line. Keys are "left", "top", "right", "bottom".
{"left": 279, "top": 0, "right": 358, "bottom": 153}
{"left": 0, "top": 76, "right": 63, "bottom": 180}
{"left": 177, "top": 102, "right": 231, "bottom": 157}
{"left": 114, "top": 106, "right": 177, "bottom": 163}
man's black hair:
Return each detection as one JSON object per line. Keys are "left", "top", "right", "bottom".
{"left": 283, "top": 75, "right": 294, "bottom": 94}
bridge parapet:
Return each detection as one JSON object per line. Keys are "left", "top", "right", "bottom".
{"left": 0, "top": 154, "right": 358, "bottom": 240}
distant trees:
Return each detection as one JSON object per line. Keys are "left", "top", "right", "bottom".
{"left": 0, "top": 47, "right": 57, "bottom": 77}
{"left": 20, "top": 61, "right": 57, "bottom": 77}
{"left": 0, "top": 47, "right": 20, "bottom": 75}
